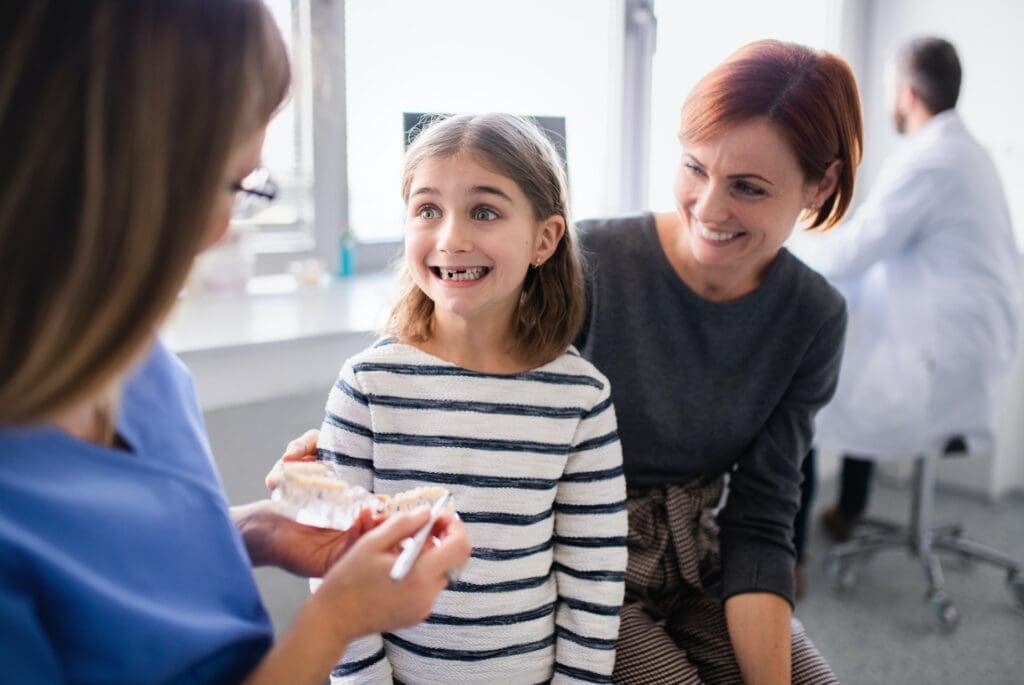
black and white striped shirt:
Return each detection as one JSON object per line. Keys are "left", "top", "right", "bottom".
{"left": 319, "top": 339, "right": 627, "bottom": 684}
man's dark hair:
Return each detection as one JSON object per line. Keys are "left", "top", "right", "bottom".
{"left": 898, "top": 37, "right": 962, "bottom": 114}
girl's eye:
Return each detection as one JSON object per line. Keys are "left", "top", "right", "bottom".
{"left": 734, "top": 181, "right": 766, "bottom": 197}
{"left": 472, "top": 207, "right": 498, "bottom": 221}
{"left": 417, "top": 205, "right": 441, "bottom": 220}
{"left": 684, "top": 162, "right": 706, "bottom": 177}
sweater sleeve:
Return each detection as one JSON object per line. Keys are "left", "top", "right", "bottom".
{"left": 716, "top": 304, "right": 847, "bottom": 607}
{"left": 317, "top": 362, "right": 394, "bottom": 685}
{"left": 551, "top": 379, "right": 627, "bottom": 684}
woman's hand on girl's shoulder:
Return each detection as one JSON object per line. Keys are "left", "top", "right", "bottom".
{"left": 265, "top": 428, "right": 320, "bottom": 491}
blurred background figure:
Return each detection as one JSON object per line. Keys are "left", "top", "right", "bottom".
{"left": 792, "top": 37, "right": 1020, "bottom": 571}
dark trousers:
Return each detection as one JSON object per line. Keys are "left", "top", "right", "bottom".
{"left": 794, "top": 449, "right": 875, "bottom": 562}
{"left": 837, "top": 455, "right": 875, "bottom": 517}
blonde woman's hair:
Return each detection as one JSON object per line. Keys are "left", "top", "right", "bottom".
{"left": 388, "top": 113, "right": 584, "bottom": 367}
{"left": 0, "top": 0, "right": 290, "bottom": 424}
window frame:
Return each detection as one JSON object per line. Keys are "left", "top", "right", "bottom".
{"left": 250, "top": 0, "right": 848, "bottom": 275}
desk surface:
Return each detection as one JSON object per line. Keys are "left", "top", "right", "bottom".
{"left": 161, "top": 274, "right": 397, "bottom": 411}
{"left": 163, "top": 273, "right": 397, "bottom": 354}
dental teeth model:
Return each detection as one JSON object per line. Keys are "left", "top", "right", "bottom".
{"left": 271, "top": 462, "right": 379, "bottom": 530}
{"left": 272, "top": 462, "right": 455, "bottom": 530}
{"left": 380, "top": 485, "right": 457, "bottom": 514}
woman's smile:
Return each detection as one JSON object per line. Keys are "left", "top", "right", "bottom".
{"left": 694, "top": 221, "right": 746, "bottom": 245}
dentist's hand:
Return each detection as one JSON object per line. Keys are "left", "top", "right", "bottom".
{"left": 232, "top": 500, "right": 381, "bottom": 577}
{"left": 315, "top": 508, "right": 472, "bottom": 638}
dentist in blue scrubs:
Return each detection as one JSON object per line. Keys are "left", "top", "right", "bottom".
{"left": 0, "top": 2, "right": 470, "bottom": 683}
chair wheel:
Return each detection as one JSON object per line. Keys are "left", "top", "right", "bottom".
{"left": 826, "top": 556, "right": 855, "bottom": 591}
{"left": 927, "top": 590, "right": 959, "bottom": 632}
{"left": 1008, "top": 569, "right": 1024, "bottom": 610}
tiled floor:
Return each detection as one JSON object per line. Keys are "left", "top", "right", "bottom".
{"left": 797, "top": 477, "right": 1024, "bottom": 684}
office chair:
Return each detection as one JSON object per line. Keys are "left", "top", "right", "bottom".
{"left": 825, "top": 435, "right": 1024, "bottom": 631}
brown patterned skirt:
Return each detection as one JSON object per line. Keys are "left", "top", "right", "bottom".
{"left": 612, "top": 478, "right": 837, "bottom": 684}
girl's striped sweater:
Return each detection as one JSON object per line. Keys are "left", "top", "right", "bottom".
{"left": 319, "top": 339, "right": 627, "bottom": 684}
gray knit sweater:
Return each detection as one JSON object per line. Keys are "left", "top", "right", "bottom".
{"left": 575, "top": 213, "right": 847, "bottom": 605}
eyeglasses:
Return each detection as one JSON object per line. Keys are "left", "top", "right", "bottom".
{"left": 230, "top": 167, "right": 278, "bottom": 221}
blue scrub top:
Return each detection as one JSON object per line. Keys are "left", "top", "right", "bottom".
{"left": 0, "top": 341, "right": 273, "bottom": 684}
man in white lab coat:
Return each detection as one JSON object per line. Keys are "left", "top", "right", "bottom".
{"left": 791, "top": 37, "right": 1021, "bottom": 558}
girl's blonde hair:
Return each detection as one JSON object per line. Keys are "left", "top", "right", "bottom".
{"left": 0, "top": 0, "right": 290, "bottom": 424}
{"left": 388, "top": 113, "right": 584, "bottom": 367}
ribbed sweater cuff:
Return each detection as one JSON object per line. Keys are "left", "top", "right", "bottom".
{"left": 719, "top": 534, "right": 795, "bottom": 608}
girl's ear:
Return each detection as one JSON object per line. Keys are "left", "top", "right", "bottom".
{"left": 533, "top": 215, "right": 566, "bottom": 266}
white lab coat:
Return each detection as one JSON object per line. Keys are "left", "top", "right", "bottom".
{"left": 791, "top": 110, "right": 1021, "bottom": 458}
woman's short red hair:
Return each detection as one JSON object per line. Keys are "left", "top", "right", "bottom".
{"left": 680, "top": 40, "right": 863, "bottom": 229}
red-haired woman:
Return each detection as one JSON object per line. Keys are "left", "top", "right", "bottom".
{"left": 575, "top": 40, "right": 862, "bottom": 683}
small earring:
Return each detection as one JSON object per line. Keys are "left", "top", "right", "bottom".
{"left": 809, "top": 203, "right": 818, "bottom": 211}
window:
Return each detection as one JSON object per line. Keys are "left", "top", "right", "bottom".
{"left": 241, "top": 0, "right": 316, "bottom": 258}
{"left": 243, "top": 1, "right": 843, "bottom": 275}
{"left": 344, "top": 0, "right": 622, "bottom": 241}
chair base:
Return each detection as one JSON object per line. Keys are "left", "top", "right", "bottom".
{"left": 825, "top": 454, "right": 1024, "bottom": 631}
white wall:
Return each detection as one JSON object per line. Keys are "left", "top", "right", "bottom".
{"left": 854, "top": 0, "right": 1024, "bottom": 497}
{"left": 206, "top": 390, "right": 330, "bottom": 637}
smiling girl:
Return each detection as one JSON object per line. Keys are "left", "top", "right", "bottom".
{"left": 317, "top": 114, "right": 627, "bottom": 684}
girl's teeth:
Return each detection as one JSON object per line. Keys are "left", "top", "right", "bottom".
{"left": 439, "top": 267, "right": 488, "bottom": 281}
